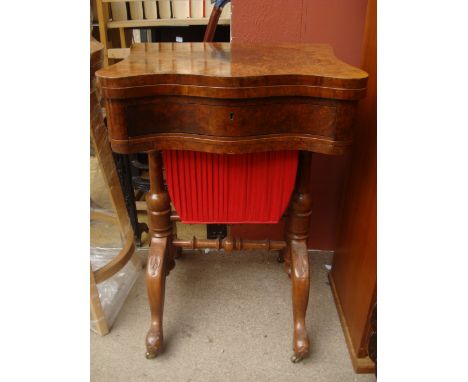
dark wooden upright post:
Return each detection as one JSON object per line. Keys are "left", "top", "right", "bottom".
{"left": 145, "top": 151, "right": 173, "bottom": 359}
{"left": 285, "top": 151, "right": 312, "bottom": 362}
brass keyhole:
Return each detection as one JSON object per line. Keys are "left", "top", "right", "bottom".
{"left": 229, "top": 112, "right": 235, "bottom": 121}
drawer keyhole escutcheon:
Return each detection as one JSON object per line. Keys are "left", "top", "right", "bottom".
{"left": 229, "top": 112, "right": 235, "bottom": 121}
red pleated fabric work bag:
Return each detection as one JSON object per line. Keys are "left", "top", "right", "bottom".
{"left": 162, "top": 150, "right": 298, "bottom": 224}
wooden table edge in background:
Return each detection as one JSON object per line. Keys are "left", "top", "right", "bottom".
{"left": 91, "top": 37, "right": 142, "bottom": 336}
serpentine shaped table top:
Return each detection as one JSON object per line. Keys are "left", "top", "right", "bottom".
{"left": 96, "top": 43, "right": 367, "bottom": 155}
{"left": 97, "top": 42, "right": 367, "bottom": 100}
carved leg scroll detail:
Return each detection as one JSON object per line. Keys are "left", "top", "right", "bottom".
{"left": 145, "top": 237, "right": 168, "bottom": 359}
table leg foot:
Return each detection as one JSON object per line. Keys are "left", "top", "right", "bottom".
{"left": 145, "top": 327, "right": 163, "bottom": 359}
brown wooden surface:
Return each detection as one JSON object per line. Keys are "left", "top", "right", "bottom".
{"left": 172, "top": 237, "right": 287, "bottom": 251}
{"left": 230, "top": 0, "right": 368, "bottom": 252}
{"left": 98, "top": 42, "right": 367, "bottom": 361}
{"left": 368, "top": 303, "right": 377, "bottom": 375}
{"left": 97, "top": 43, "right": 367, "bottom": 99}
{"left": 203, "top": 5, "right": 223, "bottom": 42}
{"left": 329, "top": 0, "right": 376, "bottom": 373}
{"left": 329, "top": 274, "right": 375, "bottom": 373}
{"left": 97, "top": 43, "right": 366, "bottom": 155}
{"left": 145, "top": 152, "right": 174, "bottom": 359}
{"left": 285, "top": 152, "right": 313, "bottom": 362}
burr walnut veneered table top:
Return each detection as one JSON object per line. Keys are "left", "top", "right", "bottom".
{"left": 96, "top": 43, "right": 367, "bottom": 155}
{"left": 96, "top": 43, "right": 367, "bottom": 363}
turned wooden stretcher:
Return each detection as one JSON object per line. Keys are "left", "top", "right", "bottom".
{"left": 96, "top": 42, "right": 367, "bottom": 362}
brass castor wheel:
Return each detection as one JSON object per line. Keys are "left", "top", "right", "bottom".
{"left": 145, "top": 345, "right": 163, "bottom": 359}
{"left": 145, "top": 329, "right": 163, "bottom": 359}
{"left": 291, "top": 354, "right": 305, "bottom": 363}
{"left": 145, "top": 351, "right": 158, "bottom": 360}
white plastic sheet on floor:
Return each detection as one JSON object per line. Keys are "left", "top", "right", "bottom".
{"left": 90, "top": 247, "right": 140, "bottom": 334}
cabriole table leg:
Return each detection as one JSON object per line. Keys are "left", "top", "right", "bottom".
{"left": 145, "top": 237, "right": 169, "bottom": 359}
{"left": 286, "top": 151, "right": 312, "bottom": 362}
{"left": 145, "top": 151, "right": 173, "bottom": 359}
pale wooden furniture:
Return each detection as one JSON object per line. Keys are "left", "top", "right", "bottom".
{"left": 95, "top": 0, "right": 231, "bottom": 65}
{"left": 90, "top": 38, "right": 142, "bottom": 335}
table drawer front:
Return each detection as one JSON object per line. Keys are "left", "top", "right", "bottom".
{"left": 124, "top": 97, "right": 337, "bottom": 139}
